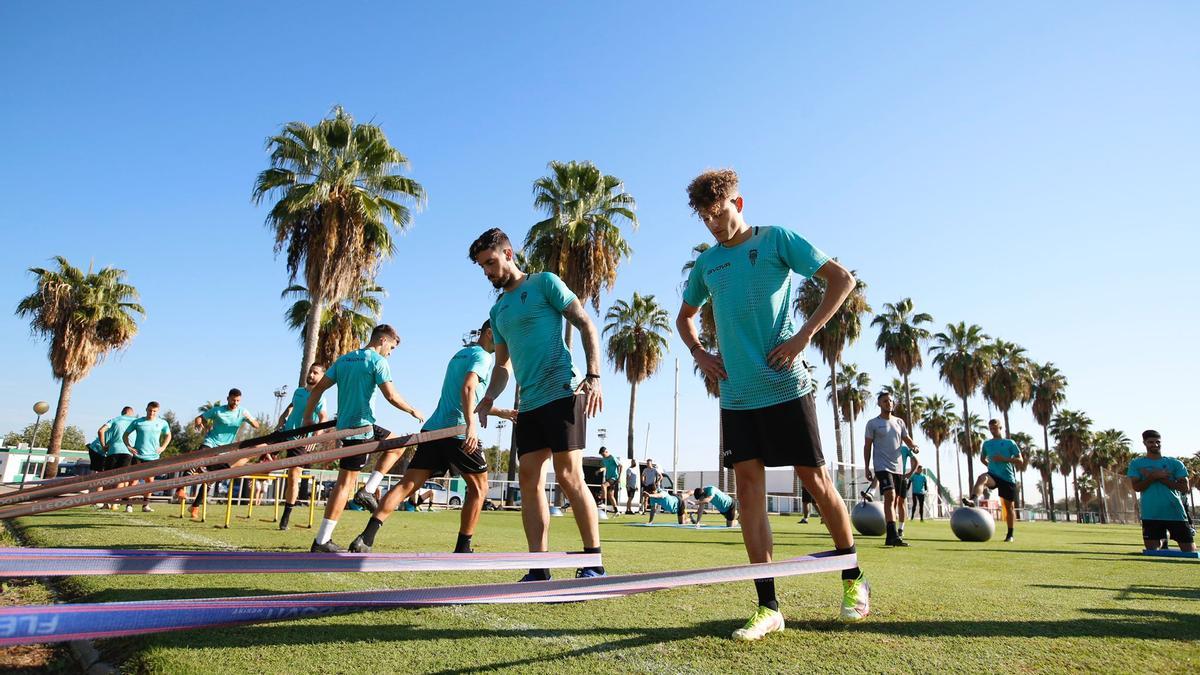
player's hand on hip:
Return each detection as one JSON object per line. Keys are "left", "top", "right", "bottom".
{"left": 463, "top": 425, "right": 480, "bottom": 453}
{"left": 694, "top": 350, "right": 728, "bottom": 381}
{"left": 768, "top": 334, "right": 809, "bottom": 371}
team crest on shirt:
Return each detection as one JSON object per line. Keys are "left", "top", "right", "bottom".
{"left": 520, "top": 291, "right": 528, "bottom": 304}
{"left": 748, "top": 249, "right": 759, "bottom": 266}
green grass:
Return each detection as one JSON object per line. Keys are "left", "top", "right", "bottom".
{"left": 10, "top": 506, "right": 1200, "bottom": 674}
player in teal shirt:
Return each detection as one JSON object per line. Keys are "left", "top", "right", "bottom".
{"left": 963, "top": 419, "right": 1026, "bottom": 542}
{"left": 645, "top": 489, "right": 688, "bottom": 525}
{"left": 93, "top": 406, "right": 138, "bottom": 509}
{"left": 676, "top": 169, "right": 867, "bottom": 636}
{"left": 597, "top": 447, "right": 622, "bottom": 515}
{"left": 470, "top": 228, "right": 606, "bottom": 581}
{"left": 909, "top": 472, "right": 929, "bottom": 522}
{"left": 188, "top": 389, "right": 261, "bottom": 517}
{"left": 121, "top": 402, "right": 172, "bottom": 513}
{"left": 692, "top": 485, "right": 738, "bottom": 527}
{"left": 273, "top": 363, "right": 330, "bottom": 530}
{"left": 302, "top": 324, "right": 424, "bottom": 553}
{"left": 1128, "top": 430, "right": 1194, "bottom": 552}
{"left": 351, "top": 320, "right": 512, "bottom": 556}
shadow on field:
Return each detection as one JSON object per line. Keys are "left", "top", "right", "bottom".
{"left": 855, "top": 607, "right": 1200, "bottom": 641}
{"left": 935, "top": 548, "right": 1127, "bottom": 557}
{"left": 1031, "top": 583, "right": 1200, "bottom": 601}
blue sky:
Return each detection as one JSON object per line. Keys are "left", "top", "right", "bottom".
{"left": 1, "top": 3, "right": 1197, "bottom": 493}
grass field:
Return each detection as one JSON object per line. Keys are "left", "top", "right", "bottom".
{"left": 8, "top": 505, "right": 1200, "bottom": 674}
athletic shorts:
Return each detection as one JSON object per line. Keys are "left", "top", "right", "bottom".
{"left": 987, "top": 472, "right": 1018, "bottom": 502}
{"left": 801, "top": 487, "right": 815, "bottom": 504}
{"left": 407, "top": 436, "right": 487, "bottom": 477}
{"left": 876, "top": 471, "right": 905, "bottom": 494}
{"left": 339, "top": 425, "right": 392, "bottom": 471}
{"left": 132, "top": 456, "right": 157, "bottom": 465}
{"left": 88, "top": 450, "right": 106, "bottom": 472}
{"left": 515, "top": 395, "right": 586, "bottom": 456}
{"left": 720, "top": 501, "right": 738, "bottom": 523}
{"left": 105, "top": 454, "right": 133, "bottom": 471}
{"left": 720, "top": 394, "right": 824, "bottom": 469}
{"left": 286, "top": 445, "right": 315, "bottom": 459}
{"left": 1142, "top": 519, "right": 1195, "bottom": 544}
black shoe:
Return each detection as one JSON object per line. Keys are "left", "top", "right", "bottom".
{"left": 454, "top": 547, "right": 475, "bottom": 554}
{"left": 859, "top": 491, "right": 874, "bottom": 503}
{"left": 887, "top": 537, "right": 910, "bottom": 547}
{"left": 310, "top": 540, "right": 344, "bottom": 553}
{"left": 353, "top": 488, "right": 379, "bottom": 512}
{"left": 960, "top": 498, "right": 976, "bottom": 508}
{"left": 1004, "top": 534, "right": 1014, "bottom": 543}
{"left": 348, "top": 535, "right": 371, "bottom": 553}
{"left": 279, "top": 512, "right": 291, "bottom": 531}
{"left": 800, "top": 518, "right": 809, "bottom": 524}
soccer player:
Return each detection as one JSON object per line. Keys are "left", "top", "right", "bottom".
{"left": 692, "top": 485, "right": 739, "bottom": 527}
{"left": 1128, "top": 430, "right": 1195, "bottom": 552}
{"left": 677, "top": 169, "right": 868, "bottom": 639}
{"left": 95, "top": 406, "right": 138, "bottom": 509}
{"left": 121, "top": 401, "right": 172, "bottom": 513}
{"left": 598, "top": 447, "right": 620, "bottom": 515}
{"left": 909, "top": 470, "right": 928, "bottom": 522}
{"left": 469, "top": 228, "right": 606, "bottom": 581}
{"left": 864, "top": 392, "right": 921, "bottom": 546}
{"left": 274, "top": 363, "right": 330, "bottom": 530}
{"left": 301, "top": 324, "right": 425, "bottom": 552}
{"left": 645, "top": 488, "right": 687, "bottom": 525}
{"left": 350, "top": 320, "right": 510, "bottom": 554}
{"left": 962, "top": 419, "right": 1024, "bottom": 542}
{"left": 798, "top": 485, "right": 819, "bottom": 524}
{"left": 640, "top": 459, "right": 662, "bottom": 513}
{"left": 188, "top": 389, "right": 261, "bottom": 519}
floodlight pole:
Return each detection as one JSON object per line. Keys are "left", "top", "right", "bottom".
{"left": 672, "top": 359, "right": 680, "bottom": 488}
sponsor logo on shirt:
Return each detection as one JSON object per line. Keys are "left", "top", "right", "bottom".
{"left": 708, "top": 262, "right": 731, "bottom": 275}
{"left": 520, "top": 291, "right": 528, "bottom": 303}
{"left": 749, "top": 249, "right": 758, "bottom": 266}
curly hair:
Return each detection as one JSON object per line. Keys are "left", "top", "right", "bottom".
{"left": 468, "top": 228, "right": 512, "bottom": 261}
{"left": 686, "top": 169, "right": 739, "bottom": 217}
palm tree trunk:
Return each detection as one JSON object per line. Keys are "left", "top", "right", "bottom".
{"left": 1047, "top": 470, "right": 1056, "bottom": 522}
{"left": 505, "top": 386, "right": 521, "bottom": 506}
{"left": 902, "top": 373, "right": 913, "bottom": 430}
{"left": 1072, "top": 464, "right": 1081, "bottom": 523}
{"left": 1041, "top": 425, "right": 1055, "bottom": 521}
{"left": 829, "top": 359, "right": 845, "bottom": 496}
{"left": 1097, "top": 466, "right": 1108, "bottom": 524}
{"left": 955, "top": 438, "right": 963, "bottom": 501}
{"left": 934, "top": 441, "right": 944, "bottom": 517}
{"left": 626, "top": 381, "right": 637, "bottom": 461}
{"left": 1062, "top": 472, "right": 1071, "bottom": 521}
{"left": 300, "top": 298, "right": 323, "bottom": 385}
{"left": 847, "top": 403, "right": 858, "bottom": 495}
{"left": 962, "top": 396, "right": 975, "bottom": 486}
{"left": 45, "top": 376, "right": 75, "bottom": 479}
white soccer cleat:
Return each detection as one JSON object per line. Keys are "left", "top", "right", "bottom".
{"left": 142, "top": 504, "right": 154, "bottom": 513}
{"left": 732, "top": 606, "right": 785, "bottom": 641}
{"left": 124, "top": 505, "right": 133, "bottom": 513}
{"left": 840, "top": 574, "right": 871, "bottom": 622}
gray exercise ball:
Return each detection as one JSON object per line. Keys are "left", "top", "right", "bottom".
{"left": 951, "top": 507, "right": 995, "bottom": 542}
{"left": 851, "top": 501, "right": 886, "bottom": 537}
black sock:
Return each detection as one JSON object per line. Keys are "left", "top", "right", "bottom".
{"left": 1007, "top": 527, "right": 1014, "bottom": 537}
{"left": 454, "top": 533, "right": 473, "bottom": 553}
{"left": 583, "top": 546, "right": 605, "bottom": 574}
{"left": 361, "top": 517, "right": 384, "bottom": 546}
{"left": 835, "top": 545, "right": 861, "bottom": 581}
{"left": 282, "top": 503, "right": 294, "bottom": 516}
{"left": 754, "top": 578, "right": 779, "bottom": 611}
{"left": 527, "top": 568, "right": 551, "bottom": 581}
{"left": 886, "top": 522, "right": 897, "bottom": 539}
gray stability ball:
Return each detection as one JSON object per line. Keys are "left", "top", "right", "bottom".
{"left": 851, "top": 501, "right": 887, "bottom": 537}
{"left": 951, "top": 506, "right": 995, "bottom": 542}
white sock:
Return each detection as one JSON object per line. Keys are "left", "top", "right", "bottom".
{"left": 363, "top": 471, "right": 385, "bottom": 493}
{"left": 315, "top": 518, "right": 338, "bottom": 544}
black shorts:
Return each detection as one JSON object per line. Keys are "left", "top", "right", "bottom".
{"left": 407, "top": 436, "right": 487, "bottom": 477}
{"left": 286, "top": 444, "right": 315, "bottom": 459}
{"left": 515, "top": 395, "right": 586, "bottom": 456}
{"left": 1142, "top": 519, "right": 1195, "bottom": 544}
{"left": 876, "top": 471, "right": 905, "bottom": 495}
{"left": 339, "top": 425, "right": 392, "bottom": 471}
{"left": 801, "top": 487, "right": 815, "bottom": 504}
{"left": 105, "top": 454, "right": 133, "bottom": 471}
{"left": 720, "top": 501, "right": 739, "bottom": 523}
{"left": 720, "top": 395, "right": 824, "bottom": 469}
{"left": 987, "top": 472, "right": 1017, "bottom": 502}
{"left": 88, "top": 450, "right": 106, "bottom": 472}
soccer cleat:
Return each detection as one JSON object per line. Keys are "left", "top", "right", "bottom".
{"left": 348, "top": 535, "right": 371, "bottom": 554}
{"left": 353, "top": 488, "right": 379, "bottom": 513}
{"left": 840, "top": 574, "right": 871, "bottom": 622}
{"left": 859, "top": 491, "right": 874, "bottom": 503}
{"left": 310, "top": 540, "right": 344, "bottom": 553}
{"left": 142, "top": 504, "right": 154, "bottom": 513}
{"left": 519, "top": 571, "right": 551, "bottom": 582}
{"left": 960, "top": 498, "right": 977, "bottom": 507}
{"left": 1004, "top": 534, "right": 1014, "bottom": 543}
{"left": 124, "top": 505, "right": 133, "bottom": 513}
{"left": 189, "top": 506, "right": 201, "bottom": 520}
{"left": 800, "top": 517, "right": 809, "bottom": 524}
{"left": 732, "top": 606, "right": 785, "bottom": 641}
{"left": 575, "top": 567, "right": 606, "bottom": 579}
{"left": 95, "top": 503, "right": 107, "bottom": 509}
{"left": 278, "top": 512, "right": 291, "bottom": 531}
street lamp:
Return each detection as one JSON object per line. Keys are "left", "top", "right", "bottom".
{"left": 597, "top": 427, "right": 607, "bottom": 448}
{"left": 21, "top": 401, "right": 50, "bottom": 490}
{"left": 273, "top": 385, "right": 289, "bottom": 423}
{"left": 496, "top": 419, "right": 507, "bottom": 448}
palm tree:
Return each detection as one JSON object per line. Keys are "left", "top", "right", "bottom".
{"left": 1050, "top": 409, "right": 1093, "bottom": 523}
{"left": 1030, "top": 362, "right": 1068, "bottom": 521}
{"left": 919, "top": 394, "right": 956, "bottom": 512}
{"left": 1029, "top": 445, "right": 1059, "bottom": 515}
{"left": 954, "top": 413, "right": 987, "bottom": 498}
{"left": 930, "top": 322, "right": 993, "bottom": 489}
{"left": 1183, "top": 452, "right": 1200, "bottom": 521}
{"left": 16, "top": 257, "right": 144, "bottom": 475}
{"left": 795, "top": 265, "right": 870, "bottom": 492}
{"left": 604, "top": 293, "right": 671, "bottom": 461}
{"left": 826, "top": 363, "right": 871, "bottom": 493}
{"left": 1086, "top": 429, "right": 1131, "bottom": 524}
{"left": 283, "top": 282, "right": 385, "bottom": 367}
{"left": 981, "top": 339, "right": 1033, "bottom": 506}
{"left": 252, "top": 105, "right": 425, "bottom": 386}
{"left": 526, "top": 160, "right": 637, "bottom": 349}
{"left": 871, "top": 298, "right": 933, "bottom": 435}
{"left": 1009, "top": 430, "right": 1036, "bottom": 511}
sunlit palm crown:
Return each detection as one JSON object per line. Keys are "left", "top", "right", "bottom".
{"left": 825, "top": 363, "right": 871, "bottom": 421}
{"left": 953, "top": 413, "right": 987, "bottom": 456}
{"left": 525, "top": 160, "right": 637, "bottom": 313}
{"left": 16, "top": 256, "right": 144, "bottom": 380}
{"left": 919, "top": 394, "right": 956, "bottom": 448}
{"left": 872, "top": 298, "right": 933, "bottom": 376}
{"left": 982, "top": 338, "right": 1033, "bottom": 413}
{"left": 794, "top": 263, "right": 870, "bottom": 368}
{"left": 1051, "top": 409, "right": 1093, "bottom": 467}
{"left": 252, "top": 106, "right": 424, "bottom": 307}
{"left": 1030, "top": 362, "right": 1069, "bottom": 427}
{"left": 603, "top": 292, "right": 671, "bottom": 386}
{"left": 930, "top": 322, "right": 993, "bottom": 399}
{"left": 1085, "top": 428, "right": 1132, "bottom": 474}
{"left": 283, "top": 282, "right": 386, "bottom": 366}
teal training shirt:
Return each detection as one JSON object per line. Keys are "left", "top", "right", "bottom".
{"left": 649, "top": 494, "right": 680, "bottom": 514}
{"left": 682, "top": 226, "right": 830, "bottom": 410}
{"left": 910, "top": 472, "right": 928, "bottom": 494}
{"left": 704, "top": 486, "right": 734, "bottom": 513}
{"left": 87, "top": 438, "right": 104, "bottom": 456}
{"left": 104, "top": 414, "right": 137, "bottom": 456}
{"left": 423, "top": 345, "right": 493, "bottom": 436}
{"left": 1127, "top": 456, "right": 1188, "bottom": 522}
{"left": 901, "top": 446, "right": 915, "bottom": 474}
{"left": 602, "top": 455, "right": 620, "bottom": 480}
{"left": 326, "top": 348, "right": 392, "bottom": 440}
{"left": 201, "top": 405, "right": 250, "bottom": 447}
{"left": 125, "top": 417, "right": 169, "bottom": 461}
{"left": 982, "top": 438, "right": 1021, "bottom": 483}
{"left": 489, "top": 272, "right": 581, "bottom": 412}
{"left": 284, "top": 387, "right": 326, "bottom": 432}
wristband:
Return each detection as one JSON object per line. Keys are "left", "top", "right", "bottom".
{"left": 585, "top": 373, "right": 601, "bottom": 380}
{"left": 689, "top": 343, "right": 703, "bottom": 355}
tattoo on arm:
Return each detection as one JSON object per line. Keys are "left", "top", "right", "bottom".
{"left": 563, "top": 301, "right": 600, "bottom": 374}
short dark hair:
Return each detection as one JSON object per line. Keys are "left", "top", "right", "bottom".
{"left": 147, "top": 401, "right": 159, "bottom": 409}
{"left": 1142, "top": 429, "right": 1161, "bottom": 440}
{"left": 371, "top": 324, "right": 400, "bottom": 343}
{"left": 877, "top": 391, "right": 891, "bottom": 401}
{"left": 599, "top": 446, "right": 609, "bottom": 454}
{"left": 479, "top": 319, "right": 491, "bottom": 333}
{"left": 988, "top": 418, "right": 1001, "bottom": 426}
{"left": 693, "top": 487, "right": 705, "bottom": 499}
{"left": 468, "top": 228, "right": 511, "bottom": 261}
{"left": 121, "top": 406, "right": 135, "bottom": 415}
{"left": 228, "top": 388, "right": 242, "bottom": 398}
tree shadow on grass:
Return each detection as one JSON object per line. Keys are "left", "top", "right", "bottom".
{"left": 1029, "top": 583, "right": 1200, "bottom": 602}
{"left": 933, "top": 548, "right": 1126, "bottom": 557}
{"left": 852, "top": 607, "right": 1200, "bottom": 642}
